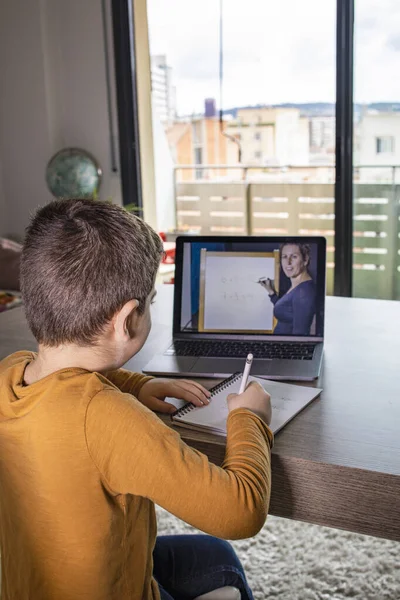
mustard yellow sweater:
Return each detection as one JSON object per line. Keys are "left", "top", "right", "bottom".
{"left": 0, "top": 351, "right": 272, "bottom": 600}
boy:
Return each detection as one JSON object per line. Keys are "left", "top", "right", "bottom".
{"left": 0, "top": 199, "right": 273, "bottom": 600}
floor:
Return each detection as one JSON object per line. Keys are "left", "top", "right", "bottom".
{"left": 156, "top": 506, "right": 400, "bottom": 600}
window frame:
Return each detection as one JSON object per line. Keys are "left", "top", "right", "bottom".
{"left": 115, "top": 0, "right": 356, "bottom": 296}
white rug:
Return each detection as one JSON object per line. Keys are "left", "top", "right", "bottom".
{"left": 155, "top": 507, "right": 400, "bottom": 599}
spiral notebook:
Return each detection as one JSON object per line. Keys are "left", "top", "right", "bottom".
{"left": 171, "top": 374, "right": 322, "bottom": 436}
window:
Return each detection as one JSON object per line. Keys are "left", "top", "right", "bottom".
{"left": 192, "top": 122, "right": 202, "bottom": 145}
{"left": 353, "top": 0, "right": 400, "bottom": 301}
{"left": 126, "top": 0, "right": 400, "bottom": 300}
{"left": 375, "top": 136, "right": 395, "bottom": 154}
{"left": 194, "top": 147, "right": 202, "bottom": 165}
{"left": 194, "top": 147, "right": 203, "bottom": 180}
{"left": 146, "top": 0, "right": 336, "bottom": 285}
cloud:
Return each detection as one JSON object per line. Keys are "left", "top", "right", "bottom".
{"left": 290, "top": 38, "right": 335, "bottom": 73}
{"left": 148, "top": 0, "right": 400, "bottom": 113}
{"left": 175, "top": 48, "right": 219, "bottom": 82}
{"left": 358, "top": 17, "right": 377, "bottom": 30}
{"left": 386, "top": 34, "right": 400, "bottom": 52}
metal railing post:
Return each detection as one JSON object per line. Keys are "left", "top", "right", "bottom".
{"left": 389, "top": 169, "right": 400, "bottom": 300}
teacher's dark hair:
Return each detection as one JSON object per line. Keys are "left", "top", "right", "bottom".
{"left": 20, "top": 198, "right": 163, "bottom": 347}
{"left": 279, "top": 243, "right": 311, "bottom": 267}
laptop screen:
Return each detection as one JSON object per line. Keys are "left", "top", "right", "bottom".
{"left": 174, "top": 236, "right": 326, "bottom": 339}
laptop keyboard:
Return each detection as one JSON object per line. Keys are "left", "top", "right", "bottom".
{"left": 165, "top": 340, "right": 316, "bottom": 360}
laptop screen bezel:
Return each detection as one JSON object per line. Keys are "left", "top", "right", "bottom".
{"left": 172, "top": 235, "right": 326, "bottom": 342}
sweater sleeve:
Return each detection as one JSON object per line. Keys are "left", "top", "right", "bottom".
{"left": 85, "top": 390, "right": 272, "bottom": 540}
{"left": 101, "top": 368, "right": 153, "bottom": 398}
{"left": 269, "top": 293, "right": 279, "bottom": 306}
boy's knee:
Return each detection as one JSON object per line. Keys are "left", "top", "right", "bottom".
{"left": 208, "top": 537, "right": 242, "bottom": 568}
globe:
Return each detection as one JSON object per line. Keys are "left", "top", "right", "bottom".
{"left": 46, "top": 148, "right": 102, "bottom": 199}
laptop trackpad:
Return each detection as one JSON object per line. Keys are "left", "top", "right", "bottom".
{"left": 192, "top": 358, "right": 271, "bottom": 378}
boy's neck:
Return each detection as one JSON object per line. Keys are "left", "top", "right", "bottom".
{"left": 24, "top": 345, "right": 122, "bottom": 385}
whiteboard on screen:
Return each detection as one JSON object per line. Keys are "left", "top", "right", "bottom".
{"left": 199, "top": 252, "right": 278, "bottom": 332}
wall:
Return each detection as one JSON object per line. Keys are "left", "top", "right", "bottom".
{"left": 357, "top": 113, "right": 400, "bottom": 166}
{"left": 0, "top": 0, "right": 122, "bottom": 239}
{"left": 357, "top": 113, "right": 400, "bottom": 183}
{"left": 228, "top": 107, "right": 310, "bottom": 167}
{"left": 0, "top": 158, "right": 7, "bottom": 236}
{"left": 169, "top": 119, "right": 238, "bottom": 182}
{"left": 0, "top": 0, "right": 54, "bottom": 239}
{"left": 176, "top": 126, "right": 193, "bottom": 182}
{"left": 275, "top": 110, "right": 309, "bottom": 166}
{"left": 45, "top": 0, "right": 122, "bottom": 203}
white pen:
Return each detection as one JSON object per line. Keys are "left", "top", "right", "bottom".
{"left": 239, "top": 353, "right": 253, "bottom": 394}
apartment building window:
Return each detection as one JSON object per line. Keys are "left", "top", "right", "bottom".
{"left": 254, "top": 151, "right": 262, "bottom": 159}
{"left": 375, "top": 136, "right": 395, "bottom": 154}
{"left": 194, "top": 147, "right": 203, "bottom": 164}
{"left": 192, "top": 122, "right": 202, "bottom": 145}
{"left": 194, "top": 147, "right": 203, "bottom": 180}
{"left": 254, "top": 132, "right": 261, "bottom": 141}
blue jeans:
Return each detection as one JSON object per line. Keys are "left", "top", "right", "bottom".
{"left": 153, "top": 534, "right": 254, "bottom": 600}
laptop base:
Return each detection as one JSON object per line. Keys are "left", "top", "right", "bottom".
{"left": 143, "top": 345, "right": 323, "bottom": 381}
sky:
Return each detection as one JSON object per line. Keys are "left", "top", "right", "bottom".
{"left": 147, "top": 0, "right": 400, "bottom": 116}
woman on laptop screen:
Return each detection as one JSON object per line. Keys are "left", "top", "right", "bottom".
{"left": 259, "top": 243, "right": 316, "bottom": 336}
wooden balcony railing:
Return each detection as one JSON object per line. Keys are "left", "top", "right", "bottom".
{"left": 174, "top": 170, "right": 400, "bottom": 300}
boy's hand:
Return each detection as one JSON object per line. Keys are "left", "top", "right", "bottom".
{"left": 227, "top": 381, "right": 272, "bottom": 425}
{"left": 137, "top": 378, "right": 211, "bottom": 414}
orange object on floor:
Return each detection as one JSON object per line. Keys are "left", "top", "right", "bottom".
{"left": 159, "top": 236, "right": 175, "bottom": 265}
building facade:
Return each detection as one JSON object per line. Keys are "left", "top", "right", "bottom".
{"left": 151, "top": 55, "right": 176, "bottom": 127}
{"left": 355, "top": 112, "right": 400, "bottom": 181}
{"left": 225, "top": 107, "right": 310, "bottom": 167}
{"left": 309, "top": 116, "right": 335, "bottom": 165}
{"left": 166, "top": 117, "right": 239, "bottom": 181}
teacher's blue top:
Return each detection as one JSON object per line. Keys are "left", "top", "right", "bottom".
{"left": 270, "top": 279, "right": 316, "bottom": 336}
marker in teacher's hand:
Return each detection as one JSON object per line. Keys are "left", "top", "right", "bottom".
{"left": 239, "top": 353, "right": 253, "bottom": 394}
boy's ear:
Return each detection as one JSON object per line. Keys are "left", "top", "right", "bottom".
{"left": 113, "top": 299, "right": 139, "bottom": 341}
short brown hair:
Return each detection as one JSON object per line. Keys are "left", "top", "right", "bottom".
{"left": 21, "top": 199, "right": 163, "bottom": 346}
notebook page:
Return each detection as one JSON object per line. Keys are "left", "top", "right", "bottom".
{"left": 173, "top": 376, "right": 322, "bottom": 435}
{"left": 173, "top": 376, "right": 242, "bottom": 433}
{"left": 261, "top": 379, "right": 322, "bottom": 433}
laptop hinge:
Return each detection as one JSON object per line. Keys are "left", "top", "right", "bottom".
{"left": 173, "top": 334, "right": 323, "bottom": 343}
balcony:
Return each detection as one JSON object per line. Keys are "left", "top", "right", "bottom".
{"left": 172, "top": 165, "right": 400, "bottom": 300}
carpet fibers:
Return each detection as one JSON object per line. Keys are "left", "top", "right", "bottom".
{"left": 155, "top": 507, "right": 400, "bottom": 599}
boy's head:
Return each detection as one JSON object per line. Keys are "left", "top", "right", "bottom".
{"left": 21, "top": 199, "right": 163, "bottom": 355}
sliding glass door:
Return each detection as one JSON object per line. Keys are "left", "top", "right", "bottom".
{"left": 353, "top": 0, "right": 400, "bottom": 299}
{"left": 120, "top": 0, "right": 400, "bottom": 297}
{"left": 147, "top": 0, "right": 337, "bottom": 291}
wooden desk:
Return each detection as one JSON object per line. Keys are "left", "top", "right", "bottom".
{"left": 1, "top": 287, "right": 399, "bottom": 541}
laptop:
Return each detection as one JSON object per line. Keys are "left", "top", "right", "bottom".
{"left": 143, "top": 235, "right": 326, "bottom": 381}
